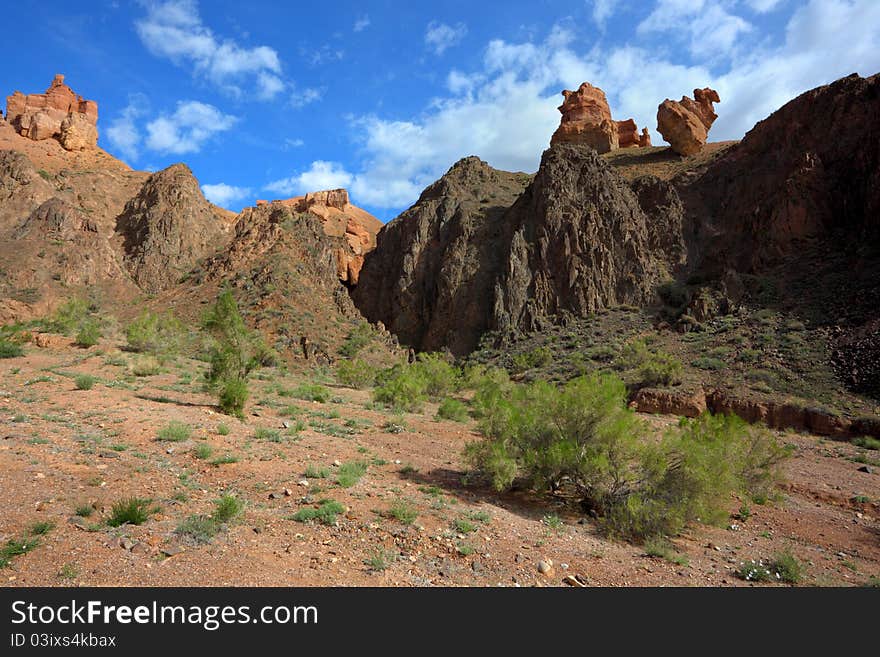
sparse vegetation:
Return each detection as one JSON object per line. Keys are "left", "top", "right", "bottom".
{"left": 107, "top": 498, "right": 152, "bottom": 527}
{"left": 387, "top": 499, "right": 418, "bottom": 525}
{"left": 291, "top": 499, "right": 345, "bottom": 525}
{"left": 465, "top": 372, "right": 788, "bottom": 540}
{"left": 203, "top": 288, "right": 269, "bottom": 418}
{"left": 436, "top": 397, "right": 469, "bottom": 422}
{"left": 174, "top": 494, "right": 244, "bottom": 545}
{"left": 156, "top": 421, "right": 192, "bottom": 442}
{"left": 373, "top": 353, "right": 460, "bottom": 412}
{"left": 338, "top": 323, "right": 374, "bottom": 357}
{"left": 336, "top": 460, "right": 368, "bottom": 488}
{"left": 74, "top": 319, "right": 101, "bottom": 348}
{"left": 74, "top": 374, "right": 96, "bottom": 390}
{"left": 736, "top": 550, "right": 802, "bottom": 584}
{"left": 125, "top": 311, "right": 187, "bottom": 361}
{"left": 336, "top": 358, "right": 375, "bottom": 389}
{"left": 615, "top": 338, "right": 683, "bottom": 387}
{"left": 0, "top": 339, "right": 24, "bottom": 358}
{"left": 293, "top": 383, "right": 330, "bottom": 403}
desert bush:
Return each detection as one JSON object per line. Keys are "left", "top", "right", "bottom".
{"left": 511, "top": 346, "right": 553, "bottom": 373}
{"left": 203, "top": 288, "right": 266, "bottom": 418}
{"left": 293, "top": 383, "right": 330, "bottom": 402}
{"left": 736, "top": 550, "right": 802, "bottom": 584}
{"left": 692, "top": 356, "right": 726, "bottom": 371}
{"left": 338, "top": 323, "right": 373, "bottom": 357}
{"left": 74, "top": 319, "right": 101, "bottom": 348}
{"left": 373, "top": 353, "right": 460, "bottom": 411}
{"left": 436, "top": 398, "right": 469, "bottom": 422}
{"left": 107, "top": 498, "right": 152, "bottom": 527}
{"left": 46, "top": 298, "right": 89, "bottom": 335}
{"left": 291, "top": 499, "right": 345, "bottom": 525}
{"left": 336, "top": 358, "right": 375, "bottom": 389}
{"left": 157, "top": 421, "right": 192, "bottom": 442}
{"left": 125, "top": 311, "right": 186, "bottom": 360}
{"left": 0, "top": 339, "right": 23, "bottom": 358}
{"left": 464, "top": 373, "right": 787, "bottom": 540}
{"left": 74, "top": 374, "right": 96, "bottom": 390}
{"left": 615, "top": 338, "right": 683, "bottom": 387}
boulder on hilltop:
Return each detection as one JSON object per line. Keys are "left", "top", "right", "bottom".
{"left": 551, "top": 82, "right": 651, "bottom": 153}
{"left": 5, "top": 74, "right": 98, "bottom": 151}
{"left": 656, "top": 87, "right": 720, "bottom": 156}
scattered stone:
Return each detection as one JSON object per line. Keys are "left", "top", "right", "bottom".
{"left": 119, "top": 537, "right": 136, "bottom": 551}
{"left": 537, "top": 559, "right": 554, "bottom": 575}
{"left": 858, "top": 465, "right": 873, "bottom": 474}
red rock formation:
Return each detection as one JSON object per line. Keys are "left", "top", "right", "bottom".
{"left": 267, "top": 189, "right": 381, "bottom": 285}
{"left": 639, "top": 127, "right": 651, "bottom": 147}
{"left": 615, "top": 119, "right": 640, "bottom": 148}
{"left": 656, "top": 87, "right": 720, "bottom": 156}
{"left": 5, "top": 75, "right": 98, "bottom": 150}
{"left": 552, "top": 83, "right": 650, "bottom": 152}
{"left": 551, "top": 82, "right": 618, "bottom": 153}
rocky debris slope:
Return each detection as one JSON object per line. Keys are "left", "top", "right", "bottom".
{"left": 657, "top": 87, "right": 720, "bottom": 156}
{"left": 353, "top": 157, "right": 531, "bottom": 356}
{"left": 115, "top": 163, "right": 232, "bottom": 293}
{"left": 355, "top": 145, "right": 685, "bottom": 356}
{"left": 492, "top": 144, "right": 684, "bottom": 338}
{"left": 258, "top": 189, "right": 381, "bottom": 285}
{"left": 5, "top": 75, "right": 98, "bottom": 150}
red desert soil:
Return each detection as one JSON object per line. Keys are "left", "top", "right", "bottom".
{"left": 1, "top": 338, "right": 878, "bottom": 587}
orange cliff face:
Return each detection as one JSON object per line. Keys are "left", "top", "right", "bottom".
{"left": 260, "top": 189, "right": 382, "bottom": 285}
{"left": 5, "top": 74, "right": 98, "bottom": 151}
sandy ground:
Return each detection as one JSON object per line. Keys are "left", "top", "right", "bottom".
{"left": 1, "top": 338, "right": 878, "bottom": 587}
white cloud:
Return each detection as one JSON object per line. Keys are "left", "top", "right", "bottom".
{"left": 202, "top": 182, "right": 251, "bottom": 207}
{"left": 425, "top": 21, "right": 467, "bottom": 55}
{"left": 135, "top": 0, "right": 285, "bottom": 98}
{"left": 637, "top": 0, "right": 753, "bottom": 60}
{"left": 339, "top": 0, "right": 880, "bottom": 210}
{"left": 290, "top": 87, "right": 324, "bottom": 108}
{"left": 105, "top": 95, "right": 149, "bottom": 161}
{"left": 145, "top": 100, "right": 237, "bottom": 154}
{"left": 264, "top": 161, "right": 353, "bottom": 197}
{"left": 353, "top": 15, "right": 370, "bottom": 32}
{"left": 591, "top": 0, "right": 618, "bottom": 28}
{"left": 283, "top": 137, "right": 305, "bottom": 149}
{"left": 746, "top": 0, "right": 784, "bottom": 12}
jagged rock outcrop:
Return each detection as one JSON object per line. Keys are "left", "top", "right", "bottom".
{"left": 5, "top": 75, "right": 98, "bottom": 150}
{"left": 492, "top": 144, "right": 682, "bottom": 337}
{"left": 551, "top": 82, "right": 618, "bottom": 153}
{"left": 353, "top": 157, "right": 531, "bottom": 355}
{"left": 355, "top": 145, "right": 685, "bottom": 355}
{"left": 616, "top": 119, "right": 651, "bottom": 149}
{"left": 657, "top": 87, "right": 719, "bottom": 156}
{"left": 264, "top": 189, "right": 381, "bottom": 284}
{"left": 115, "top": 163, "right": 230, "bottom": 292}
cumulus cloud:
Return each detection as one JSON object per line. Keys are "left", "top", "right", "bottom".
{"left": 105, "top": 94, "right": 149, "bottom": 161}
{"left": 290, "top": 86, "right": 324, "bottom": 108}
{"left": 202, "top": 182, "right": 251, "bottom": 207}
{"left": 135, "top": 0, "right": 285, "bottom": 98}
{"left": 637, "top": 0, "right": 753, "bottom": 60}
{"left": 353, "top": 15, "right": 370, "bottom": 32}
{"left": 746, "top": 0, "right": 784, "bottom": 12}
{"left": 145, "top": 101, "right": 237, "bottom": 154}
{"left": 591, "top": 0, "right": 618, "bottom": 28}
{"left": 264, "top": 161, "right": 353, "bottom": 196}
{"left": 338, "top": 0, "right": 880, "bottom": 210}
{"left": 425, "top": 21, "right": 467, "bottom": 55}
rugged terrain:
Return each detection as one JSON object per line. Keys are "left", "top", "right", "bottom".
{"left": 1, "top": 72, "right": 879, "bottom": 587}
{"left": 1, "top": 338, "right": 877, "bottom": 587}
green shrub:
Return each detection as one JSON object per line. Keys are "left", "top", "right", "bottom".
{"left": 219, "top": 378, "right": 249, "bottom": 418}
{"left": 853, "top": 436, "right": 880, "bottom": 451}
{"left": 338, "top": 323, "right": 373, "bottom": 357}
{"left": 193, "top": 444, "right": 214, "bottom": 459}
{"left": 107, "top": 498, "right": 152, "bottom": 527}
{"left": 174, "top": 494, "right": 244, "bottom": 545}
{"left": 464, "top": 373, "right": 787, "bottom": 540}
{"left": 131, "top": 356, "right": 161, "bottom": 377}
{"left": 511, "top": 346, "right": 553, "bottom": 373}
{"left": 216, "top": 423, "right": 230, "bottom": 436}
{"left": 212, "top": 494, "right": 244, "bottom": 524}
{"left": 0, "top": 339, "right": 23, "bottom": 359}
{"left": 46, "top": 298, "right": 89, "bottom": 335}
{"left": 736, "top": 550, "right": 802, "bottom": 584}
{"left": 157, "top": 421, "right": 192, "bottom": 442}
{"left": 293, "top": 383, "right": 330, "bottom": 403}
{"left": 692, "top": 356, "right": 726, "bottom": 371}
{"left": 336, "top": 358, "right": 375, "bottom": 389}
{"left": 74, "top": 319, "right": 101, "bottom": 348}
{"left": 291, "top": 499, "right": 345, "bottom": 525}
{"left": 125, "top": 311, "right": 186, "bottom": 360}
{"left": 304, "top": 464, "right": 330, "bottom": 479}
{"left": 414, "top": 353, "right": 459, "bottom": 399}
{"left": 203, "top": 288, "right": 266, "bottom": 418}
{"left": 387, "top": 499, "right": 418, "bottom": 525}
{"left": 615, "top": 339, "right": 683, "bottom": 387}
{"left": 436, "top": 398, "right": 469, "bottom": 422}
{"left": 336, "top": 460, "right": 368, "bottom": 488}
{"left": 74, "top": 374, "right": 96, "bottom": 390}
{"left": 373, "top": 364, "right": 428, "bottom": 412}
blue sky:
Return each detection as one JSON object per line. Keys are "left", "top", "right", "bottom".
{"left": 4, "top": 0, "right": 880, "bottom": 220}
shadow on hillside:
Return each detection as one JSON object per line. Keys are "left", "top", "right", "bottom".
{"left": 134, "top": 393, "right": 217, "bottom": 410}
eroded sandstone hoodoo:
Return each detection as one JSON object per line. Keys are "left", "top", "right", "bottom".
{"left": 656, "top": 87, "right": 720, "bottom": 156}
{"left": 5, "top": 75, "right": 98, "bottom": 151}
{"left": 551, "top": 82, "right": 651, "bottom": 153}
